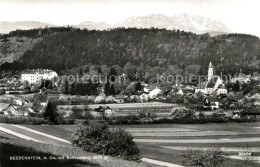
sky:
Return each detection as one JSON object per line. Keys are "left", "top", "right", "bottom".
{"left": 0, "top": 0, "right": 260, "bottom": 37}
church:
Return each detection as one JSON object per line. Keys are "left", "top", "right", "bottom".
{"left": 195, "top": 62, "right": 227, "bottom": 95}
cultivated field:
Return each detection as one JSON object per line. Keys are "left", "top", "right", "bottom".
{"left": 0, "top": 124, "right": 158, "bottom": 167}
{"left": 23, "top": 122, "right": 260, "bottom": 167}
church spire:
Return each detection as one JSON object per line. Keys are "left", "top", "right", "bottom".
{"left": 208, "top": 62, "right": 213, "bottom": 81}
{"left": 209, "top": 62, "right": 213, "bottom": 68}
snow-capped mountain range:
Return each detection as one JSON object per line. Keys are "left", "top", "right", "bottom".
{"left": 0, "top": 14, "right": 232, "bottom": 35}
{"left": 115, "top": 14, "right": 231, "bottom": 34}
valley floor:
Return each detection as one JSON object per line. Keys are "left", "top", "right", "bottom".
{"left": 0, "top": 122, "right": 260, "bottom": 166}
{"left": 21, "top": 122, "right": 260, "bottom": 166}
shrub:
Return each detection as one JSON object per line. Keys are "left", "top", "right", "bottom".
{"left": 147, "top": 112, "right": 157, "bottom": 119}
{"left": 44, "top": 89, "right": 61, "bottom": 95}
{"left": 71, "top": 122, "right": 140, "bottom": 161}
{"left": 62, "top": 119, "right": 75, "bottom": 124}
{"left": 0, "top": 116, "right": 47, "bottom": 125}
{"left": 179, "top": 147, "right": 230, "bottom": 167}
{"left": 70, "top": 107, "right": 85, "bottom": 119}
{"left": 171, "top": 107, "right": 195, "bottom": 119}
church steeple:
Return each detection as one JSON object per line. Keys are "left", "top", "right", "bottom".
{"left": 208, "top": 62, "right": 213, "bottom": 81}
{"left": 209, "top": 62, "right": 213, "bottom": 68}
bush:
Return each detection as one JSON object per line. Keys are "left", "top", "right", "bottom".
{"left": 43, "top": 102, "right": 64, "bottom": 124}
{"left": 110, "top": 115, "right": 140, "bottom": 125}
{"left": 70, "top": 107, "right": 86, "bottom": 119}
{"left": 71, "top": 122, "right": 140, "bottom": 161}
{"left": 179, "top": 147, "right": 230, "bottom": 167}
{"left": 44, "top": 89, "right": 61, "bottom": 95}
{"left": 50, "top": 98, "right": 69, "bottom": 105}
{"left": 0, "top": 116, "right": 47, "bottom": 125}
{"left": 171, "top": 107, "right": 195, "bottom": 119}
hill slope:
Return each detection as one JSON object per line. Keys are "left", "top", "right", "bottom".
{"left": 1, "top": 28, "right": 259, "bottom": 76}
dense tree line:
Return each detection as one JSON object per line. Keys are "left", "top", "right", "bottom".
{"left": 0, "top": 27, "right": 260, "bottom": 77}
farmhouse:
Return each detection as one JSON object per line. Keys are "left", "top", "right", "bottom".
{"left": 195, "top": 62, "right": 227, "bottom": 95}
{"left": 21, "top": 69, "right": 58, "bottom": 84}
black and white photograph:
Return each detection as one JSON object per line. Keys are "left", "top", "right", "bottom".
{"left": 0, "top": 0, "right": 260, "bottom": 166}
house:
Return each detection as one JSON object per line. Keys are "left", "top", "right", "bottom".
{"left": 114, "top": 95, "right": 125, "bottom": 103}
{"left": 21, "top": 69, "right": 58, "bottom": 84}
{"left": 176, "top": 89, "right": 184, "bottom": 95}
{"left": 95, "top": 106, "right": 105, "bottom": 112}
{"left": 195, "top": 62, "right": 227, "bottom": 95}
{"left": 104, "top": 106, "right": 114, "bottom": 115}
{"left": 95, "top": 106, "right": 114, "bottom": 116}
{"left": 204, "top": 96, "right": 220, "bottom": 110}
{"left": 0, "top": 104, "right": 32, "bottom": 116}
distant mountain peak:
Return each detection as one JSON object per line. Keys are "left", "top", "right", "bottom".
{"left": 115, "top": 14, "right": 232, "bottom": 35}
{"left": 0, "top": 14, "right": 232, "bottom": 36}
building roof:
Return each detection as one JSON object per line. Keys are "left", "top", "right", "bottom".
{"left": 22, "top": 69, "right": 55, "bottom": 75}
{"left": 206, "top": 76, "right": 219, "bottom": 88}
{"left": 0, "top": 103, "right": 10, "bottom": 111}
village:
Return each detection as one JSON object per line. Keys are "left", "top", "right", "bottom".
{"left": 0, "top": 62, "right": 259, "bottom": 121}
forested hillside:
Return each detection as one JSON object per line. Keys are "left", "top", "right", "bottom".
{"left": 1, "top": 28, "right": 260, "bottom": 76}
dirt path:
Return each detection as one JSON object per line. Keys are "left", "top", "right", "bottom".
{"left": 0, "top": 123, "right": 71, "bottom": 147}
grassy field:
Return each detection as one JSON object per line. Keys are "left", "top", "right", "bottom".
{"left": 24, "top": 122, "right": 260, "bottom": 166}
{"left": 0, "top": 132, "right": 157, "bottom": 167}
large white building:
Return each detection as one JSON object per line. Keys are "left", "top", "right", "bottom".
{"left": 21, "top": 69, "right": 58, "bottom": 84}
{"left": 195, "top": 62, "right": 227, "bottom": 95}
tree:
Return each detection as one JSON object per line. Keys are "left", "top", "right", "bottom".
{"left": 43, "top": 102, "right": 63, "bottom": 125}
{"left": 101, "top": 65, "right": 110, "bottom": 75}
{"left": 125, "top": 82, "right": 136, "bottom": 95}
{"left": 70, "top": 82, "right": 76, "bottom": 95}
{"left": 112, "top": 65, "right": 123, "bottom": 76}
{"left": 123, "top": 62, "right": 137, "bottom": 81}
{"left": 110, "top": 84, "right": 116, "bottom": 96}
{"left": 79, "top": 67, "right": 83, "bottom": 76}
{"left": 71, "top": 122, "right": 140, "bottom": 161}
{"left": 232, "top": 80, "right": 240, "bottom": 93}
{"left": 84, "top": 65, "right": 90, "bottom": 73}
{"left": 97, "top": 66, "right": 102, "bottom": 74}
{"left": 109, "top": 66, "right": 117, "bottom": 82}
{"left": 135, "top": 81, "right": 142, "bottom": 92}
{"left": 104, "top": 82, "right": 110, "bottom": 96}
{"left": 64, "top": 80, "right": 69, "bottom": 94}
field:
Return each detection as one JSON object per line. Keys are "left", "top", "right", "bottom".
{"left": 0, "top": 126, "right": 157, "bottom": 167}
{"left": 22, "top": 122, "right": 260, "bottom": 166}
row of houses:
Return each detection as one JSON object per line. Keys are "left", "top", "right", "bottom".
{"left": 0, "top": 91, "right": 48, "bottom": 117}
